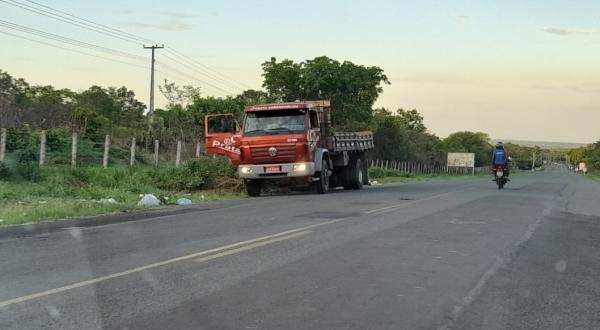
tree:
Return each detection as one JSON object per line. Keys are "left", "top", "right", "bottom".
{"left": 371, "top": 108, "right": 410, "bottom": 161}
{"left": 22, "top": 85, "right": 75, "bottom": 129}
{"left": 158, "top": 79, "right": 201, "bottom": 110}
{"left": 261, "top": 56, "right": 390, "bottom": 127}
{"left": 108, "top": 86, "right": 147, "bottom": 134}
{"left": 568, "top": 142, "right": 600, "bottom": 170}
{"left": 261, "top": 58, "right": 302, "bottom": 101}
{"left": 444, "top": 131, "right": 493, "bottom": 166}
{"left": 234, "top": 89, "right": 274, "bottom": 106}
{"left": 0, "top": 70, "right": 29, "bottom": 128}
{"left": 396, "top": 109, "right": 426, "bottom": 133}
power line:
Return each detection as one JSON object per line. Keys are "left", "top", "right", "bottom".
{"left": 156, "top": 61, "right": 233, "bottom": 96}
{"left": 0, "top": 23, "right": 230, "bottom": 97}
{"left": 0, "top": 19, "right": 146, "bottom": 62}
{"left": 159, "top": 51, "right": 242, "bottom": 92}
{"left": 0, "top": 29, "right": 148, "bottom": 70}
{"left": 2, "top": 0, "right": 253, "bottom": 90}
{"left": 0, "top": 0, "right": 143, "bottom": 45}
{"left": 20, "top": 0, "right": 158, "bottom": 44}
{"left": 165, "top": 47, "right": 254, "bottom": 90}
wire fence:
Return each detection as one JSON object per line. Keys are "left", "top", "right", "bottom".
{"left": 0, "top": 127, "right": 492, "bottom": 176}
{"left": 0, "top": 127, "right": 207, "bottom": 168}
{"left": 369, "top": 159, "right": 489, "bottom": 175}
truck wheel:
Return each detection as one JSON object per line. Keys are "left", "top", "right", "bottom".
{"left": 315, "top": 159, "right": 330, "bottom": 194}
{"left": 342, "top": 166, "right": 353, "bottom": 190}
{"left": 362, "top": 160, "right": 370, "bottom": 185}
{"left": 351, "top": 158, "right": 364, "bottom": 190}
{"left": 245, "top": 180, "right": 262, "bottom": 197}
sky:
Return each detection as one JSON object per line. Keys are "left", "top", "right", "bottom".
{"left": 1, "top": 0, "right": 599, "bottom": 143}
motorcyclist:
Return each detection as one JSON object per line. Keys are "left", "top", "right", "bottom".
{"left": 492, "top": 142, "right": 510, "bottom": 179}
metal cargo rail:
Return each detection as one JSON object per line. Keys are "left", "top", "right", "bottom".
{"left": 332, "top": 132, "right": 374, "bottom": 152}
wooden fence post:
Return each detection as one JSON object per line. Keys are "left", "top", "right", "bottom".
{"left": 103, "top": 134, "right": 110, "bottom": 168}
{"left": 196, "top": 141, "right": 201, "bottom": 159}
{"left": 71, "top": 132, "right": 77, "bottom": 168}
{"left": 175, "top": 140, "right": 182, "bottom": 167}
{"left": 129, "top": 137, "right": 136, "bottom": 167}
{"left": 39, "top": 130, "right": 46, "bottom": 168}
{"left": 154, "top": 139, "right": 159, "bottom": 166}
{"left": 0, "top": 127, "right": 6, "bottom": 162}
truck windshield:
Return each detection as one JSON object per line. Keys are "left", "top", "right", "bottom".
{"left": 244, "top": 110, "right": 305, "bottom": 136}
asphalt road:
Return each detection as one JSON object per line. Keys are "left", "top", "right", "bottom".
{"left": 1, "top": 164, "right": 599, "bottom": 329}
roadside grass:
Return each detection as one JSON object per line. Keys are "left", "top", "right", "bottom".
{"left": 586, "top": 171, "right": 600, "bottom": 182}
{"left": 0, "top": 159, "right": 244, "bottom": 226}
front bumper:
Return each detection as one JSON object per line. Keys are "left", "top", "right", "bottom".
{"left": 238, "top": 162, "right": 316, "bottom": 179}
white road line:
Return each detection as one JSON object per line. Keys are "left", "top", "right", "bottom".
{"left": 193, "top": 230, "right": 312, "bottom": 263}
{"left": 0, "top": 220, "right": 347, "bottom": 309}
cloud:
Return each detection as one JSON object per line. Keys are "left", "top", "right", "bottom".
{"left": 571, "top": 85, "right": 600, "bottom": 93}
{"left": 528, "top": 84, "right": 556, "bottom": 90}
{"left": 124, "top": 13, "right": 195, "bottom": 32}
{"left": 162, "top": 12, "right": 196, "bottom": 19}
{"left": 539, "top": 27, "right": 594, "bottom": 36}
{"left": 456, "top": 15, "right": 470, "bottom": 21}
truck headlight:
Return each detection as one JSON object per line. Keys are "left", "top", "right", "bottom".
{"left": 240, "top": 166, "right": 252, "bottom": 174}
{"left": 294, "top": 163, "right": 307, "bottom": 172}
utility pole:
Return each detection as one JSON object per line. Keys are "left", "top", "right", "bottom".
{"left": 143, "top": 44, "right": 164, "bottom": 124}
{"left": 532, "top": 151, "right": 536, "bottom": 171}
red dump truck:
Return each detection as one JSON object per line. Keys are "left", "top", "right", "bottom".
{"left": 204, "top": 100, "right": 374, "bottom": 196}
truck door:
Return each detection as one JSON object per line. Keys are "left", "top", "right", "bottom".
{"left": 204, "top": 114, "right": 242, "bottom": 165}
{"left": 307, "top": 109, "right": 321, "bottom": 159}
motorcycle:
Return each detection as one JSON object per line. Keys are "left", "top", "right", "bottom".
{"left": 494, "top": 165, "right": 508, "bottom": 189}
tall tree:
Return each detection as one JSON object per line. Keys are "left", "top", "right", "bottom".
{"left": 261, "top": 56, "right": 389, "bottom": 127}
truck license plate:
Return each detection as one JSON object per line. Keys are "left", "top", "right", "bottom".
{"left": 264, "top": 165, "right": 281, "bottom": 172}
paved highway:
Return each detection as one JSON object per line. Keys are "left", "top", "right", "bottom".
{"left": 1, "top": 165, "right": 599, "bottom": 329}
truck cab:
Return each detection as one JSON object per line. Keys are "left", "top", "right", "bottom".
{"left": 205, "top": 100, "right": 372, "bottom": 196}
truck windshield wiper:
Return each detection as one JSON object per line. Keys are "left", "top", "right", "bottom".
{"left": 244, "top": 129, "right": 267, "bottom": 134}
{"left": 266, "top": 127, "right": 293, "bottom": 132}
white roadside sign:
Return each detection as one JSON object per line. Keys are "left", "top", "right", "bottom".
{"left": 447, "top": 153, "right": 475, "bottom": 168}
{"left": 447, "top": 152, "right": 476, "bottom": 176}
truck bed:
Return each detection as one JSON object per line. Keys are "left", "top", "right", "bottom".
{"left": 332, "top": 131, "right": 374, "bottom": 152}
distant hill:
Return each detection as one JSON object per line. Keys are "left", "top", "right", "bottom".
{"left": 491, "top": 139, "right": 588, "bottom": 150}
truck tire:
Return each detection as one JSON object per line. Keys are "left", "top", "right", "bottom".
{"left": 344, "top": 157, "right": 364, "bottom": 190}
{"left": 245, "top": 180, "right": 262, "bottom": 197}
{"left": 362, "top": 159, "right": 370, "bottom": 185}
{"left": 315, "top": 159, "right": 330, "bottom": 194}
{"left": 351, "top": 158, "right": 364, "bottom": 190}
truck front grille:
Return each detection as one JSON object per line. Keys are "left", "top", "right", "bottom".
{"left": 250, "top": 145, "right": 296, "bottom": 163}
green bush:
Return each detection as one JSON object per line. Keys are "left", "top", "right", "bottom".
{"left": 368, "top": 167, "right": 413, "bottom": 179}
{"left": 151, "top": 157, "right": 236, "bottom": 191}
{"left": 6, "top": 126, "right": 35, "bottom": 152}
{"left": 45, "top": 128, "right": 71, "bottom": 152}
{"left": 0, "top": 162, "right": 12, "bottom": 180}
{"left": 15, "top": 163, "right": 45, "bottom": 182}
